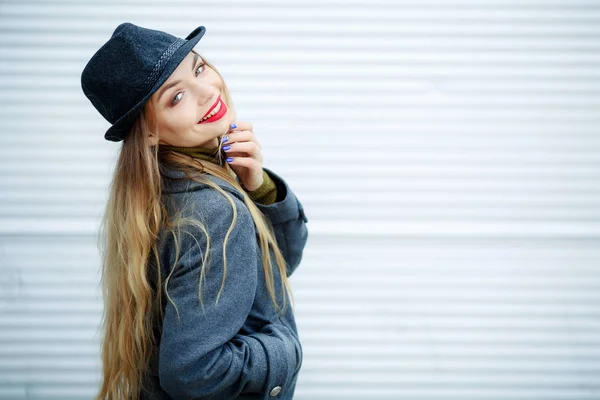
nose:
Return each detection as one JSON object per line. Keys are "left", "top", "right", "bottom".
{"left": 190, "top": 81, "right": 215, "bottom": 107}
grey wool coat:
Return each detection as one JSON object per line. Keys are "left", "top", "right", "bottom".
{"left": 139, "top": 165, "right": 309, "bottom": 400}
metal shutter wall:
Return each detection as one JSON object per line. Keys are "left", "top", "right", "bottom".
{"left": 1, "top": 1, "right": 599, "bottom": 399}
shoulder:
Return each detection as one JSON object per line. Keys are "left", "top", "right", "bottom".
{"left": 166, "top": 186, "right": 252, "bottom": 233}
{"left": 159, "top": 168, "right": 257, "bottom": 241}
{"left": 160, "top": 165, "right": 247, "bottom": 215}
{"left": 155, "top": 174, "right": 258, "bottom": 277}
{"left": 160, "top": 163, "right": 239, "bottom": 195}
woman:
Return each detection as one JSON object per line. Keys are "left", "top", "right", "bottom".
{"left": 81, "top": 22, "right": 309, "bottom": 400}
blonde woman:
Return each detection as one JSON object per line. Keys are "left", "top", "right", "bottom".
{"left": 81, "top": 22, "right": 309, "bottom": 400}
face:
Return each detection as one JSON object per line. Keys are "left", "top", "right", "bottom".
{"left": 147, "top": 51, "right": 234, "bottom": 148}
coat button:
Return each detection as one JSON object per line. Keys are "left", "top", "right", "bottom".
{"left": 269, "top": 386, "right": 282, "bottom": 396}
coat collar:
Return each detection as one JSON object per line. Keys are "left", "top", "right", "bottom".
{"left": 160, "top": 164, "right": 244, "bottom": 201}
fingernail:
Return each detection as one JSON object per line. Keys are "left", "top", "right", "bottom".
{"left": 230, "top": 123, "right": 237, "bottom": 129}
{"left": 222, "top": 145, "right": 231, "bottom": 151}
{"left": 226, "top": 157, "right": 234, "bottom": 162}
{"left": 221, "top": 135, "right": 229, "bottom": 143}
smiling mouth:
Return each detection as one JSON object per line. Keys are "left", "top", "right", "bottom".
{"left": 197, "top": 96, "right": 227, "bottom": 124}
{"left": 198, "top": 95, "right": 221, "bottom": 122}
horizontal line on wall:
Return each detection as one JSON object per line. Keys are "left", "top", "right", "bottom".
{"left": 0, "top": 219, "right": 599, "bottom": 237}
{"left": 3, "top": 0, "right": 600, "bottom": 8}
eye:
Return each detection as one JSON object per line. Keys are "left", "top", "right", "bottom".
{"left": 170, "top": 62, "right": 206, "bottom": 106}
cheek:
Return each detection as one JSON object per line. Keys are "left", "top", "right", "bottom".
{"left": 168, "top": 104, "right": 198, "bottom": 128}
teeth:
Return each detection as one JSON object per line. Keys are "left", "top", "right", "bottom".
{"left": 200, "top": 101, "right": 221, "bottom": 121}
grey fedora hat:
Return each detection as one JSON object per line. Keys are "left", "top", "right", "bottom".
{"left": 81, "top": 22, "right": 206, "bottom": 142}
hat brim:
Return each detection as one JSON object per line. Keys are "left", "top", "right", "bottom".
{"left": 104, "top": 25, "right": 206, "bottom": 142}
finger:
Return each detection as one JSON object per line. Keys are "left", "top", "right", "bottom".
{"left": 223, "top": 141, "right": 262, "bottom": 159}
{"left": 222, "top": 130, "right": 258, "bottom": 146}
{"left": 226, "top": 129, "right": 252, "bottom": 141}
{"left": 226, "top": 156, "right": 260, "bottom": 169}
{"left": 230, "top": 121, "right": 253, "bottom": 133}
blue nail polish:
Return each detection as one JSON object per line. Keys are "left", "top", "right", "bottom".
{"left": 230, "top": 123, "right": 237, "bottom": 129}
{"left": 222, "top": 145, "right": 231, "bottom": 151}
{"left": 221, "top": 135, "right": 228, "bottom": 143}
{"left": 226, "top": 157, "right": 233, "bottom": 162}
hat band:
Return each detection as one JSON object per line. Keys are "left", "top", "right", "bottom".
{"left": 141, "top": 37, "right": 186, "bottom": 94}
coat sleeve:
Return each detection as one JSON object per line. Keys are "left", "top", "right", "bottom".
{"left": 157, "top": 189, "right": 300, "bottom": 400}
{"left": 252, "top": 167, "right": 309, "bottom": 277}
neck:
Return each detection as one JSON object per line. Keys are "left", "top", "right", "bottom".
{"left": 198, "top": 136, "right": 220, "bottom": 149}
{"left": 159, "top": 138, "right": 224, "bottom": 166}
{"left": 159, "top": 136, "right": 220, "bottom": 149}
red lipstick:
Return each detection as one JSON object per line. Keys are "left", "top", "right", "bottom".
{"left": 198, "top": 95, "right": 227, "bottom": 124}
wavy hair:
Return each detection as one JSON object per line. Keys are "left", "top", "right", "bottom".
{"left": 94, "top": 50, "right": 294, "bottom": 400}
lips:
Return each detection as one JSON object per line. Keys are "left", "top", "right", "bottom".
{"left": 199, "top": 95, "right": 221, "bottom": 122}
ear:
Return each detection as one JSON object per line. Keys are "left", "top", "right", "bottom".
{"left": 147, "top": 130, "right": 159, "bottom": 147}
{"left": 144, "top": 100, "right": 159, "bottom": 146}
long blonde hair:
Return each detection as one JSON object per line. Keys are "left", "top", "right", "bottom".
{"left": 94, "top": 51, "right": 294, "bottom": 400}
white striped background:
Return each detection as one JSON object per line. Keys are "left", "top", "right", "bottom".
{"left": 1, "top": 1, "right": 599, "bottom": 399}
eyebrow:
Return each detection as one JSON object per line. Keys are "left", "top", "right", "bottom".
{"left": 157, "top": 53, "right": 199, "bottom": 104}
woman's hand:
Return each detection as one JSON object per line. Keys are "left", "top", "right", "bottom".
{"left": 221, "top": 121, "right": 264, "bottom": 192}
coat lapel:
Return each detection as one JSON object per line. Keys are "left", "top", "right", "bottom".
{"left": 160, "top": 164, "right": 244, "bottom": 201}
